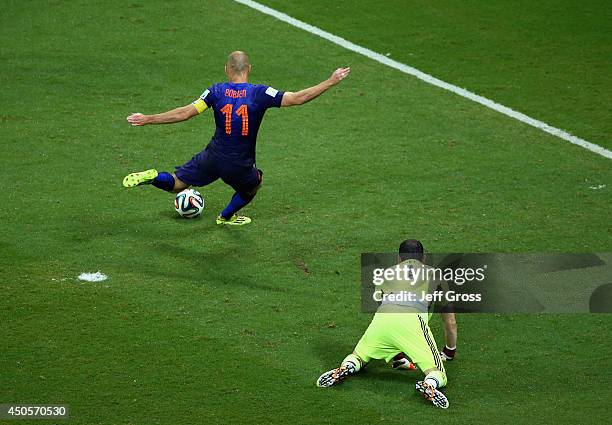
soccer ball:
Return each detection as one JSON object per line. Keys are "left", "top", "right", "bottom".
{"left": 174, "top": 189, "right": 204, "bottom": 218}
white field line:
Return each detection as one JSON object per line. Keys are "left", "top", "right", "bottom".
{"left": 234, "top": 0, "right": 612, "bottom": 160}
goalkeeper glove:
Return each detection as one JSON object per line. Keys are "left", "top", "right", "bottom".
{"left": 440, "top": 346, "right": 456, "bottom": 361}
{"left": 391, "top": 353, "right": 416, "bottom": 370}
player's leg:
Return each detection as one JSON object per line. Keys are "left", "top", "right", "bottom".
{"left": 391, "top": 313, "right": 449, "bottom": 408}
{"left": 146, "top": 171, "right": 188, "bottom": 193}
{"left": 415, "top": 368, "right": 449, "bottom": 409}
{"left": 216, "top": 166, "right": 263, "bottom": 226}
{"left": 123, "top": 150, "right": 217, "bottom": 193}
{"left": 216, "top": 184, "right": 259, "bottom": 225}
{"left": 123, "top": 169, "right": 193, "bottom": 192}
{"left": 317, "top": 313, "right": 397, "bottom": 388}
{"left": 123, "top": 169, "right": 189, "bottom": 192}
{"left": 316, "top": 353, "right": 365, "bottom": 388}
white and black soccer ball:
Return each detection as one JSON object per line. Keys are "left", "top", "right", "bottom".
{"left": 174, "top": 189, "right": 204, "bottom": 218}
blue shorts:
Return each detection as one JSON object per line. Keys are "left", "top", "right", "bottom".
{"left": 174, "top": 149, "right": 262, "bottom": 194}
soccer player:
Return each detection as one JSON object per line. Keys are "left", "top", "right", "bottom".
{"left": 316, "top": 240, "right": 453, "bottom": 409}
{"left": 122, "top": 51, "right": 351, "bottom": 225}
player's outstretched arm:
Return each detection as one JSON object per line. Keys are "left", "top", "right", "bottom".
{"left": 281, "top": 67, "right": 350, "bottom": 107}
{"left": 440, "top": 312, "right": 457, "bottom": 360}
{"left": 127, "top": 104, "right": 199, "bottom": 126}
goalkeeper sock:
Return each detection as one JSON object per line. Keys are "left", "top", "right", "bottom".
{"left": 342, "top": 354, "right": 363, "bottom": 372}
{"left": 152, "top": 172, "right": 175, "bottom": 192}
{"left": 424, "top": 370, "right": 447, "bottom": 389}
{"left": 221, "top": 192, "right": 255, "bottom": 219}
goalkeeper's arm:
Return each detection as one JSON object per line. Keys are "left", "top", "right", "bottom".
{"left": 440, "top": 312, "right": 457, "bottom": 361}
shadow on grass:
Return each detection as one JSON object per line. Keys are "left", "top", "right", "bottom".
{"left": 60, "top": 208, "right": 291, "bottom": 293}
{"left": 149, "top": 241, "right": 290, "bottom": 293}
{"left": 311, "top": 334, "right": 355, "bottom": 366}
{"left": 69, "top": 216, "right": 282, "bottom": 293}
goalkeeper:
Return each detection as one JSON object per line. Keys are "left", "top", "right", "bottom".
{"left": 316, "top": 240, "right": 455, "bottom": 409}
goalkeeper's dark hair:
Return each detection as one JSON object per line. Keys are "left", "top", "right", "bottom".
{"left": 398, "top": 239, "right": 424, "bottom": 261}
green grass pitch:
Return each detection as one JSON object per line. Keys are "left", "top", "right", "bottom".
{"left": 1, "top": 0, "right": 611, "bottom": 424}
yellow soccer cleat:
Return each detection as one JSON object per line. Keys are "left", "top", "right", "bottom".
{"left": 216, "top": 214, "right": 251, "bottom": 226}
{"left": 122, "top": 169, "right": 158, "bottom": 188}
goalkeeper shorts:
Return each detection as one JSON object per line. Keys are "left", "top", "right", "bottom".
{"left": 353, "top": 310, "right": 445, "bottom": 373}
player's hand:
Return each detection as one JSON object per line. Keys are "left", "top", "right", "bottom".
{"left": 440, "top": 346, "right": 456, "bottom": 361}
{"left": 392, "top": 358, "right": 417, "bottom": 370}
{"left": 329, "top": 67, "right": 351, "bottom": 85}
{"left": 127, "top": 113, "right": 149, "bottom": 126}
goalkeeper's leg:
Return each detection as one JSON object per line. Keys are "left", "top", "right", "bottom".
{"left": 415, "top": 369, "right": 449, "bottom": 409}
{"left": 317, "top": 312, "right": 398, "bottom": 388}
{"left": 387, "top": 313, "right": 450, "bottom": 408}
{"left": 316, "top": 353, "right": 364, "bottom": 388}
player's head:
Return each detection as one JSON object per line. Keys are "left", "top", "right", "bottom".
{"left": 225, "top": 51, "right": 251, "bottom": 81}
{"left": 398, "top": 239, "right": 425, "bottom": 261}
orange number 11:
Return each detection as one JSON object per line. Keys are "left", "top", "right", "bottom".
{"left": 220, "top": 104, "right": 249, "bottom": 136}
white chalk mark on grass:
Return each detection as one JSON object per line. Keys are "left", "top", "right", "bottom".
{"left": 589, "top": 184, "right": 606, "bottom": 190}
{"left": 77, "top": 271, "right": 108, "bottom": 282}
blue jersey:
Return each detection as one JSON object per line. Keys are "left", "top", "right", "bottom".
{"left": 198, "top": 82, "right": 284, "bottom": 166}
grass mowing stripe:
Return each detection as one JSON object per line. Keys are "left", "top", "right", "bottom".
{"left": 234, "top": 0, "right": 612, "bottom": 160}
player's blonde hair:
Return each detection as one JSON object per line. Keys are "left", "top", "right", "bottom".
{"left": 226, "top": 51, "right": 251, "bottom": 75}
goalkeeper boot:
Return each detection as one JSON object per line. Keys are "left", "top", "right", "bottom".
{"left": 216, "top": 214, "right": 251, "bottom": 226}
{"left": 415, "top": 381, "right": 449, "bottom": 409}
{"left": 123, "top": 169, "right": 158, "bottom": 188}
{"left": 316, "top": 362, "right": 356, "bottom": 388}
{"left": 392, "top": 353, "right": 416, "bottom": 370}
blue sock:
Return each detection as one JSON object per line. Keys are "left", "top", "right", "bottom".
{"left": 152, "top": 172, "right": 175, "bottom": 192}
{"left": 221, "top": 192, "right": 255, "bottom": 219}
